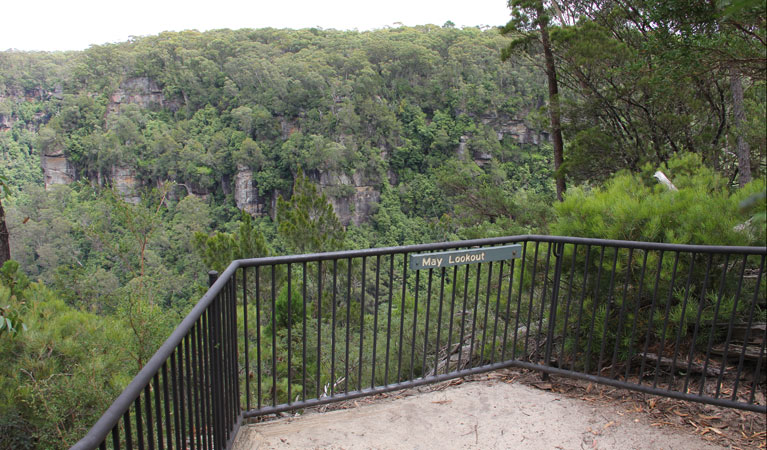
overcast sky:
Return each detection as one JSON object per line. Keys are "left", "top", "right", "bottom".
{"left": 2, "top": 0, "right": 512, "bottom": 52}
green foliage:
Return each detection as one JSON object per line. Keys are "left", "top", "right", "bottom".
{"left": 194, "top": 210, "right": 270, "bottom": 272}
{"left": 277, "top": 168, "right": 345, "bottom": 254}
{"left": 553, "top": 154, "right": 766, "bottom": 246}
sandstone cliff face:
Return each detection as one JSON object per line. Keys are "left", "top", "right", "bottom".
{"left": 318, "top": 170, "right": 381, "bottom": 227}
{"left": 111, "top": 166, "right": 141, "bottom": 204}
{"left": 107, "top": 77, "right": 177, "bottom": 115}
{"left": 234, "top": 165, "right": 269, "bottom": 216}
{"left": 480, "top": 114, "right": 548, "bottom": 146}
{"left": 42, "top": 147, "right": 74, "bottom": 188}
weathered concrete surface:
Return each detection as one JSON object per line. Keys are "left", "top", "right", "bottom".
{"left": 233, "top": 379, "right": 727, "bottom": 450}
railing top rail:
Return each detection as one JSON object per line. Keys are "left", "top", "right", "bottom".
{"left": 235, "top": 235, "right": 767, "bottom": 268}
{"left": 70, "top": 234, "right": 766, "bottom": 449}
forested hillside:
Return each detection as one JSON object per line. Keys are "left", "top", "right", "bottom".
{"left": 0, "top": 1, "right": 765, "bottom": 447}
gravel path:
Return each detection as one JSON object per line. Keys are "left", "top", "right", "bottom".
{"left": 233, "top": 378, "right": 729, "bottom": 450}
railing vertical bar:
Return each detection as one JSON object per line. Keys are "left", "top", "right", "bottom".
{"left": 372, "top": 255, "right": 381, "bottom": 388}
{"left": 684, "top": 253, "right": 714, "bottom": 393}
{"left": 271, "top": 265, "right": 277, "bottom": 407}
{"left": 144, "top": 383, "right": 155, "bottom": 450}
{"left": 669, "top": 253, "right": 697, "bottom": 387}
{"left": 410, "top": 268, "right": 421, "bottom": 380}
{"left": 196, "top": 318, "right": 209, "bottom": 450}
{"left": 255, "top": 266, "right": 262, "bottom": 410}
{"left": 584, "top": 245, "right": 606, "bottom": 373}
{"left": 220, "top": 282, "right": 231, "bottom": 442}
{"left": 597, "top": 247, "right": 620, "bottom": 375}
{"left": 699, "top": 254, "right": 731, "bottom": 396}
{"left": 231, "top": 274, "right": 240, "bottom": 438}
{"left": 733, "top": 255, "right": 765, "bottom": 400}
{"left": 152, "top": 373, "right": 163, "bottom": 450}
{"left": 219, "top": 284, "right": 229, "bottom": 443}
{"left": 570, "top": 245, "right": 590, "bottom": 372}
{"left": 559, "top": 244, "right": 578, "bottom": 370}
{"left": 749, "top": 309, "right": 766, "bottom": 404}
{"left": 512, "top": 243, "right": 529, "bottom": 361}
{"left": 100, "top": 441, "right": 107, "bottom": 450}
{"left": 287, "top": 264, "right": 293, "bottom": 404}
{"left": 134, "top": 396, "right": 144, "bottom": 450}
{"left": 171, "top": 349, "right": 183, "bottom": 450}
{"left": 434, "top": 266, "right": 447, "bottom": 374}
{"left": 457, "top": 264, "right": 469, "bottom": 370}
{"left": 715, "top": 255, "right": 749, "bottom": 398}
{"left": 112, "top": 424, "right": 120, "bottom": 450}
{"left": 490, "top": 260, "right": 505, "bottom": 364}
{"left": 316, "top": 260, "right": 323, "bottom": 400}
{"left": 639, "top": 251, "right": 666, "bottom": 385}
{"left": 652, "top": 251, "right": 680, "bottom": 389}
{"left": 243, "top": 266, "right": 251, "bottom": 412}
{"left": 302, "top": 261, "right": 308, "bottom": 403}
{"left": 345, "top": 258, "right": 352, "bottom": 393}
{"left": 422, "top": 268, "right": 433, "bottom": 376}
{"left": 479, "top": 261, "right": 494, "bottom": 363}
{"left": 331, "top": 259, "right": 338, "bottom": 396}
{"left": 523, "top": 242, "right": 540, "bottom": 358}
{"left": 398, "top": 253, "right": 408, "bottom": 382}
{"left": 183, "top": 334, "right": 195, "bottom": 450}
{"left": 359, "top": 256, "right": 366, "bottom": 390}
{"left": 467, "top": 263, "right": 482, "bottom": 368}
{"left": 610, "top": 248, "right": 634, "bottom": 379}
{"left": 161, "top": 362, "right": 172, "bottom": 450}
{"left": 543, "top": 242, "right": 564, "bottom": 377}
{"left": 446, "top": 265, "right": 458, "bottom": 373}
{"left": 384, "top": 254, "right": 394, "bottom": 384}
{"left": 535, "top": 244, "right": 553, "bottom": 363}
{"left": 216, "top": 293, "right": 225, "bottom": 450}
{"left": 201, "top": 311, "right": 213, "bottom": 450}
{"left": 190, "top": 326, "right": 201, "bottom": 450}
{"left": 501, "top": 259, "right": 516, "bottom": 362}
{"left": 624, "top": 249, "right": 649, "bottom": 379}
{"left": 123, "top": 410, "right": 133, "bottom": 450}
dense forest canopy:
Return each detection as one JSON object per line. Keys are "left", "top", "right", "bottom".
{"left": 0, "top": 0, "right": 765, "bottom": 447}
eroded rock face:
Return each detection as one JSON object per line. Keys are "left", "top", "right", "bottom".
{"left": 111, "top": 166, "right": 140, "bottom": 204}
{"left": 318, "top": 170, "right": 381, "bottom": 227}
{"left": 234, "top": 165, "right": 267, "bottom": 216}
{"left": 107, "top": 77, "right": 177, "bottom": 115}
{"left": 480, "top": 114, "right": 548, "bottom": 145}
{"left": 42, "top": 150, "right": 74, "bottom": 188}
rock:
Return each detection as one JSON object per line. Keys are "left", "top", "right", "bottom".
{"left": 107, "top": 77, "right": 177, "bottom": 116}
{"left": 42, "top": 153, "right": 74, "bottom": 188}
{"left": 317, "top": 169, "right": 381, "bottom": 226}
{"left": 111, "top": 166, "right": 140, "bottom": 204}
{"left": 234, "top": 165, "right": 265, "bottom": 216}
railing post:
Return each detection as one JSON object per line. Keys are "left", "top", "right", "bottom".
{"left": 209, "top": 271, "right": 219, "bottom": 287}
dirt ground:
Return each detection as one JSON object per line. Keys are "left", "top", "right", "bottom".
{"left": 233, "top": 369, "right": 766, "bottom": 450}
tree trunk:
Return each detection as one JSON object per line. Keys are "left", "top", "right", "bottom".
{"left": 730, "top": 66, "right": 751, "bottom": 187}
{"left": 538, "top": 10, "right": 566, "bottom": 201}
{"left": 0, "top": 197, "right": 10, "bottom": 265}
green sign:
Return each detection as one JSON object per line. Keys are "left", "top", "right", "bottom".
{"left": 410, "top": 244, "right": 522, "bottom": 270}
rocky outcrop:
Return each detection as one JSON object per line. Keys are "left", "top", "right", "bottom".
{"left": 42, "top": 147, "right": 74, "bottom": 188}
{"left": 111, "top": 166, "right": 140, "bottom": 204}
{"left": 234, "top": 165, "right": 268, "bottom": 216}
{"left": 481, "top": 114, "right": 548, "bottom": 145}
{"left": 107, "top": 77, "right": 178, "bottom": 116}
{"left": 318, "top": 170, "right": 381, "bottom": 227}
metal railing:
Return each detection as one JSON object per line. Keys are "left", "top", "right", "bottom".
{"left": 72, "top": 235, "right": 767, "bottom": 449}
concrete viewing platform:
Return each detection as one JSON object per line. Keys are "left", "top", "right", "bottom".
{"left": 233, "top": 375, "right": 730, "bottom": 450}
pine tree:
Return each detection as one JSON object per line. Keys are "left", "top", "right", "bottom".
{"left": 277, "top": 168, "right": 345, "bottom": 254}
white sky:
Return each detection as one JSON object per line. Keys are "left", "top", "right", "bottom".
{"left": 1, "top": 0, "right": 512, "bottom": 52}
